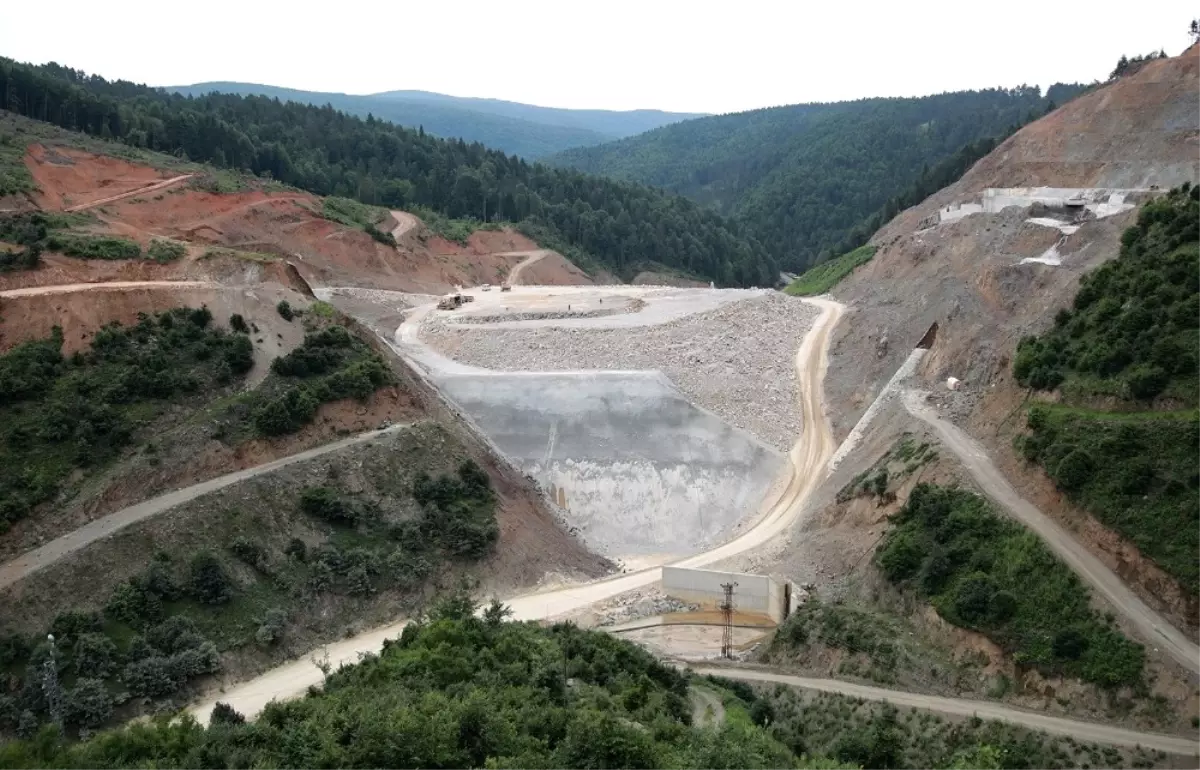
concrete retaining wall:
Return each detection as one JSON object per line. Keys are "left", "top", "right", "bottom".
{"left": 662, "top": 566, "right": 787, "bottom": 624}
{"left": 438, "top": 371, "right": 782, "bottom": 558}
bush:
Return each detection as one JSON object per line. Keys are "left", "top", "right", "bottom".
{"left": 1054, "top": 448, "right": 1095, "bottom": 491}
{"left": 186, "top": 552, "right": 234, "bottom": 605}
{"left": 146, "top": 239, "right": 187, "bottom": 263}
{"left": 255, "top": 608, "right": 288, "bottom": 647}
{"left": 122, "top": 656, "right": 179, "bottom": 698}
{"left": 229, "top": 537, "right": 268, "bottom": 570}
{"left": 209, "top": 702, "right": 245, "bottom": 726}
{"left": 276, "top": 300, "right": 294, "bottom": 321}
{"left": 72, "top": 633, "right": 117, "bottom": 678}
{"left": 105, "top": 580, "right": 163, "bottom": 628}
{"left": 229, "top": 314, "right": 249, "bottom": 334}
{"left": 63, "top": 678, "right": 113, "bottom": 728}
{"left": 299, "top": 486, "right": 356, "bottom": 525}
{"left": 45, "top": 233, "right": 142, "bottom": 260}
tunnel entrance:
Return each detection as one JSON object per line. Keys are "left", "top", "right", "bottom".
{"left": 916, "top": 322, "right": 938, "bottom": 350}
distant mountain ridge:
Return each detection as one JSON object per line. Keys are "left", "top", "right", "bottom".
{"left": 167, "top": 82, "right": 703, "bottom": 159}
{"left": 547, "top": 84, "right": 1085, "bottom": 270}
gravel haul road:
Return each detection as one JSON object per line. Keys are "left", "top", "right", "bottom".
{"left": 691, "top": 667, "right": 1199, "bottom": 755}
{"left": 0, "top": 424, "right": 412, "bottom": 591}
{"left": 902, "top": 389, "right": 1200, "bottom": 675}
{"left": 189, "top": 297, "right": 845, "bottom": 722}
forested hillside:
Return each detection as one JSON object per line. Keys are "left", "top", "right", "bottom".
{"left": 549, "top": 85, "right": 1084, "bottom": 271}
{"left": 0, "top": 59, "right": 774, "bottom": 286}
{"left": 169, "top": 83, "right": 616, "bottom": 159}
{"left": 1014, "top": 184, "right": 1200, "bottom": 596}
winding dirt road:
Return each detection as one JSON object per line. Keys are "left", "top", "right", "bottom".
{"left": 189, "top": 297, "right": 845, "bottom": 722}
{"left": 0, "top": 280, "right": 215, "bottom": 298}
{"left": 64, "top": 174, "right": 193, "bottom": 213}
{"left": 693, "top": 667, "right": 1198, "bottom": 755}
{"left": 902, "top": 390, "right": 1200, "bottom": 675}
{"left": 0, "top": 423, "right": 412, "bottom": 592}
{"left": 389, "top": 210, "right": 421, "bottom": 241}
{"left": 501, "top": 250, "right": 551, "bottom": 285}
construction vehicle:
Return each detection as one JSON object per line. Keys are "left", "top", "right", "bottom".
{"left": 500, "top": 284, "right": 512, "bottom": 292}
{"left": 437, "top": 294, "right": 466, "bottom": 310}
{"left": 480, "top": 283, "right": 492, "bottom": 292}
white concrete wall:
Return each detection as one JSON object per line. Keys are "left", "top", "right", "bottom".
{"left": 662, "top": 566, "right": 786, "bottom": 623}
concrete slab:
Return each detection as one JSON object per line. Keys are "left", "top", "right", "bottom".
{"left": 437, "top": 370, "right": 784, "bottom": 559}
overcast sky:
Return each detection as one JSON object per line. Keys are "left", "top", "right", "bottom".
{"left": 3, "top": 1, "right": 1195, "bottom": 114}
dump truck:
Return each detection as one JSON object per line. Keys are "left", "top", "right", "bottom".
{"left": 500, "top": 284, "right": 512, "bottom": 292}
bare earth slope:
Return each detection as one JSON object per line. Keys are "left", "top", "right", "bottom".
{"left": 818, "top": 47, "right": 1200, "bottom": 636}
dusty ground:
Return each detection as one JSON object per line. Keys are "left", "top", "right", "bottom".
{"left": 423, "top": 291, "right": 819, "bottom": 451}
{"left": 24, "top": 142, "right": 177, "bottom": 210}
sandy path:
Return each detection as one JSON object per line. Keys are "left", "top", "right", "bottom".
{"left": 63, "top": 174, "right": 193, "bottom": 212}
{"left": 188, "top": 297, "right": 845, "bottom": 722}
{"left": 389, "top": 210, "right": 421, "bottom": 240}
{"left": 0, "top": 423, "right": 413, "bottom": 591}
{"left": 689, "top": 685, "right": 726, "bottom": 728}
{"left": 0, "top": 280, "right": 216, "bottom": 298}
{"left": 692, "top": 667, "right": 1198, "bottom": 755}
{"left": 902, "top": 390, "right": 1200, "bottom": 674}
{"left": 502, "top": 250, "right": 550, "bottom": 285}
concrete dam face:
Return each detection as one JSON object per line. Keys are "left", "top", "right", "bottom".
{"left": 437, "top": 371, "right": 783, "bottom": 558}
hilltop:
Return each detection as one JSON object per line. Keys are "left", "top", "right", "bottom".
{"left": 169, "top": 82, "right": 702, "bottom": 159}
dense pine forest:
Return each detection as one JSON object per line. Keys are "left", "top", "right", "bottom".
{"left": 0, "top": 58, "right": 775, "bottom": 286}
{"left": 549, "top": 85, "right": 1085, "bottom": 270}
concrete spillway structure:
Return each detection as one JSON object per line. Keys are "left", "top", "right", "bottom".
{"left": 662, "top": 566, "right": 791, "bottom": 625}
{"left": 438, "top": 370, "right": 783, "bottom": 558}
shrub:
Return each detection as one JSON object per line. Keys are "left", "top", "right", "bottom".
{"left": 1054, "top": 449, "right": 1095, "bottom": 491}
{"left": 72, "top": 633, "right": 117, "bottom": 678}
{"left": 276, "top": 300, "right": 294, "bottom": 321}
{"left": 45, "top": 233, "right": 142, "bottom": 260}
{"left": 252, "top": 385, "right": 319, "bottom": 435}
{"left": 186, "top": 552, "right": 234, "bottom": 605}
{"left": 210, "top": 702, "right": 245, "bottom": 726}
{"left": 255, "top": 609, "right": 288, "bottom": 647}
{"left": 229, "top": 537, "right": 268, "bottom": 570}
{"left": 299, "top": 486, "right": 356, "bottom": 525}
{"left": 145, "top": 616, "right": 205, "bottom": 655}
{"left": 122, "top": 656, "right": 178, "bottom": 698}
{"left": 146, "top": 239, "right": 187, "bottom": 263}
{"left": 229, "top": 314, "right": 249, "bottom": 334}
{"left": 105, "top": 580, "right": 163, "bottom": 628}
{"left": 63, "top": 678, "right": 113, "bottom": 728}
{"left": 285, "top": 538, "right": 308, "bottom": 562}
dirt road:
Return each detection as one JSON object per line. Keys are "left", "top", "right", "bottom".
{"left": 902, "top": 390, "right": 1200, "bottom": 674}
{"left": 64, "top": 174, "right": 193, "bottom": 212}
{"left": 689, "top": 685, "right": 726, "bottom": 728}
{"left": 0, "top": 423, "right": 412, "bottom": 591}
{"left": 0, "top": 280, "right": 215, "bottom": 298}
{"left": 692, "top": 667, "right": 1199, "bottom": 755}
{"left": 502, "top": 250, "right": 551, "bottom": 285}
{"left": 189, "top": 297, "right": 845, "bottom": 722}
{"left": 389, "top": 210, "right": 420, "bottom": 241}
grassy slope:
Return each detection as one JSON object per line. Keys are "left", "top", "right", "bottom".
{"left": 1013, "top": 185, "right": 1199, "bottom": 595}
{"left": 784, "top": 245, "right": 877, "bottom": 296}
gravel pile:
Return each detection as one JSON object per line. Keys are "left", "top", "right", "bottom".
{"left": 590, "top": 588, "right": 700, "bottom": 627}
{"left": 423, "top": 293, "right": 819, "bottom": 451}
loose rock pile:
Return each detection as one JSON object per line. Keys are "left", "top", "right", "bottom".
{"left": 423, "top": 293, "right": 819, "bottom": 451}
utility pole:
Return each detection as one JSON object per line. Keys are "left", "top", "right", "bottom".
{"left": 42, "top": 634, "right": 63, "bottom": 730}
{"left": 719, "top": 582, "right": 737, "bottom": 659}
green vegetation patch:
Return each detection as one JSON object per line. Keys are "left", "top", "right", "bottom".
{"left": 726, "top": 682, "right": 1172, "bottom": 769}
{"left": 146, "top": 238, "right": 187, "bottom": 263}
{"left": 411, "top": 205, "right": 488, "bottom": 244}
{"left": 321, "top": 195, "right": 386, "bottom": 228}
{"left": 1017, "top": 405, "right": 1199, "bottom": 593}
{"left": 785, "top": 245, "right": 877, "bottom": 296}
{"left": 234, "top": 325, "right": 394, "bottom": 437}
{"left": 44, "top": 232, "right": 140, "bottom": 260}
{"left": 0, "top": 308, "right": 253, "bottom": 532}
{"left": 0, "top": 130, "right": 34, "bottom": 198}
{"left": 877, "top": 484, "right": 1144, "bottom": 688}
{"left": 1012, "top": 185, "right": 1200, "bottom": 596}
{"left": 0, "top": 601, "right": 833, "bottom": 768}
{"left": 768, "top": 599, "right": 918, "bottom": 684}
{"left": 1014, "top": 185, "right": 1198, "bottom": 402}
